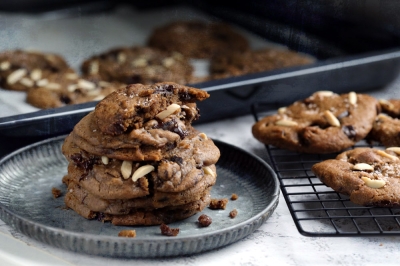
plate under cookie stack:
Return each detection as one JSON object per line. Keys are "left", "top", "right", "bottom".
{"left": 61, "top": 82, "right": 220, "bottom": 225}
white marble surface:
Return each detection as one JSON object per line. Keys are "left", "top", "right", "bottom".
{"left": 2, "top": 4, "right": 400, "bottom": 266}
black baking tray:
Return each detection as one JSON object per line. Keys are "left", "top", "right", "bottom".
{"left": 1, "top": 2, "right": 400, "bottom": 150}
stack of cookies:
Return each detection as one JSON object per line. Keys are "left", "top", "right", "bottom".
{"left": 61, "top": 82, "right": 220, "bottom": 225}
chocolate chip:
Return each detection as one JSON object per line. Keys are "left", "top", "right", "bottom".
{"left": 337, "top": 110, "right": 349, "bottom": 119}
{"left": 342, "top": 125, "right": 356, "bottom": 139}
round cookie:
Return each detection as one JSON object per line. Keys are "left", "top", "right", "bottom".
{"left": 368, "top": 113, "right": 400, "bottom": 147}
{"left": 26, "top": 73, "right": 125, "bottom": 109}
{"left": 378, "top": 98, "right": 400, "bottom": 118}
{"left": 81, "top": 46, "right": 194, "bottom": 85}
{"left": 146, "top": 20, "right": 250, "bottom": 59}
{"left": 252, "top": 91, "right": 380, "bottom": 153}
{"left": 210, "top": 48, "right": 315, "bottom": 79}
{"left": 312, "top": 147, "right": 400, "bottom": 207}
{"left": 0, "top": 49, "right": 70, "bottom": 91}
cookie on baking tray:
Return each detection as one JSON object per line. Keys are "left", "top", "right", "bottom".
{"left": 252, "top": 91, "right": 380, "bottom": 154}
{"left": 312, "top": 147, "right": 400, "bottom": 207}
{"left": 61, "top": 82, "right": 220, "bottom": 225}
{"left": 26, "top": 73, "right": 125, "bottom": 109}
{"left": 210, "top": 47, "right": 315, "bottom": 79}
{"left": 0, "top": 49, "right": 70, "bottom": 91}
{"left": 146, "top": 20, "right": 250, "bottom": 59}
{"left": 80, "top": 46, "right": 194, "bottom": 85}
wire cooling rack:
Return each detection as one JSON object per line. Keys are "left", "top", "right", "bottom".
{"left": 252, "top": 102, "right": 400, "bottom": 236}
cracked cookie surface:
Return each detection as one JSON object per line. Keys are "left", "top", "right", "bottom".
{"left": 252, "top": 91, "right": 379, "bottom": 153}
{"left": 312, "top": 147, "right": 400, "bottom": 207}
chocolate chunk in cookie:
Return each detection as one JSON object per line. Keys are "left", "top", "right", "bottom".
{"left": 81, "top": 46, "right": 193, "bottom": 85}
{"left": 252, "top": 91, "right": 379, "bottom": 153}
{"left": 210, "top": 48, "right": 315, "bottom": 79}
{"left": 312, "top": 147, "right": 400, "bottom": 207}
{"left": 147, "top": 20, "right": 250, "bottom": 59}
{"left": 0, "top": 49, "right": 70, "bottom": 91}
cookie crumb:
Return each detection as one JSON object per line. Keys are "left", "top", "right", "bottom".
{"left": 118, "top": 230, "right": 137, "bottom": 238}
{"left": 51, "top": 187, "right": 62, "bottom": 198}
{"left": 231, "top": 193, "right": 238, "bottom": 200}
{"left": 198, "top": 214, "right": 212, "bottom": 227}
{"left": 160, "top": 223, "right": 179, "bottom": 236}
{"left": 209, "top": 198, "right": 228, "bottom": 210}
{"left": 229, "top": 209, "right": 238, "bottom": 218}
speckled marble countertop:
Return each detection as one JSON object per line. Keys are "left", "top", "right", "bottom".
{"left": 1, "top": 4, "right": 400, "bottom": 266}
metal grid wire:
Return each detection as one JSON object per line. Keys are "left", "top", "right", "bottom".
{"left": 252, "top": 102, "right": 400, "bottom": 236}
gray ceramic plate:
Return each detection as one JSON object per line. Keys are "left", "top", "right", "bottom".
{"left": 0, "top": 135, "right": 279, "bottom": 258}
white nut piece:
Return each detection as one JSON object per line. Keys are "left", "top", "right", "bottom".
{"left": 132, "top": 58, "right": 148, "bottom": 67}
{"left": 156, "top": 103, "right": 181, "bottom": 120}
{"left": 376, "top": 150, "right": 399, "bottom": 161}
{"left": 277, "top": 107, "right": 287, "bottom": 115}
{"left": 7, "top": 68, "right": 27, "bottom": 84}
{"left": 379, "top": 99, "right": 394, "bottom": 110}
{"left": 30, "top": 69, "right": 42, "bottom": 81}
{"left": 0, "top": 61, "right": 10, "bottom": 71}
{"left": 67, "top": 84, "right": 78, "bottom": 92}
{"left": 323, "top": 110, "right": 340, "bottom": 127}
{"left": 386, "top": 147, "right": 400, "bottom": 155}
{"left": 36, "top": 78, "right": 49, "bottom": 87}
{"left": 117, "top": 52, "right": 127, "bottom": 63}
{"left": 275, "top": 119, "right": 298, "bottom": 127}
{"left": 352, "top": 163, "right": 374, "bottom": 172}
{"left": 361, "top": 176, "right": 386, "bottom": 189}
{"left": 46, "top": 83, "right": 61, "bottom": 90}
{"left": 121, "top": 160, "right": 133, "bottom": 179}
{"left": 315, "top": 91, "right": 334, "bottom": 97}
{"left": 65, "top": 73, "right": 79, "bottom": 80}
{"left": 78, "top": 79, "right": 96, "bottom": 90}
{"left": 132, "top": 165, "right": 154, "bottom": 182}
{"left": 89, "top": 61, "right": 99, "bottom": 74}
{"left": 348, "top": 91, "right": 357, "bottom": 105}
{"left": 203, "top": 166, "right": 216, "bottom": 178}
{"left": 19, "top": 77, "right": 34, "bottom": 87}
{"left": 162, "top": 57, "right": 175, "bottom": 68}
{"left": 198, "top": 132, "right": 208, "bottom": 140}
{"left": 101, "top": 156, "right": 109, "bottom": 165}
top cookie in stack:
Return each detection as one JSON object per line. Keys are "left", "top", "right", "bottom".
{"left": 61, "top": 82, "right": 220, "bottom": 225}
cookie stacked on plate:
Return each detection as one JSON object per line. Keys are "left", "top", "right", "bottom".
{"left": 61, "top": 82, "right": 220, "bottom": 225}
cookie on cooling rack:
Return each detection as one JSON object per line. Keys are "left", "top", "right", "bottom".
{"left": 312, "top": 147, "right": 400, "bottom": 207}
{"left": 251, "top": 91, "right": 380, "bottom": 154}
{"left": 146, "top": 20, "right": 250, "bottom": 59}
{"left": 0, "top": 49, "right": 70, "bottom": 91}
{"left": 367, "top": 99, "right": 400, "bottom": 147}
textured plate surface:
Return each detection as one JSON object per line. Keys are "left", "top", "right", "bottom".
{"left": 0, "top": 135, "right": 279, "bottom": 258}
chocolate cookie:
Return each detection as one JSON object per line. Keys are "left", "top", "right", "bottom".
{"left": 312, "top": 147, "right": 400, "bottom": 207}
{"left": 26, "top": 73, "right": 125, "bottom": 109}
{"left": 81, "top": 46, "right": 194, "bottom": 85}
{"left": 0, "top": 49, "right": 70, "bottom": 91}
{"left": 366, "top": 98, "right": 400, "bottom": 147}
{"left": 210, "top": 47, "right": 315, "bottom": 79}
{"left": 252, "top": 91, "right": 380, "bottom": 153}
{"left": 61, "top": 82, "right": 220, "bottom": 225}
{"left": 147, "top": 20, "right": 250, "bottom": 59}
